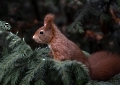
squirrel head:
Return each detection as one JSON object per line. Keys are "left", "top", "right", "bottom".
{"left": 33, "top": 14, "right": 55, "bottom": 44}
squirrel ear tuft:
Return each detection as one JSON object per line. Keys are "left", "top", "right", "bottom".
{"left": 44, "top": 14, "right": 55, "bottom": 25}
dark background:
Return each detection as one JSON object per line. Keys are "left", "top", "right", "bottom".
{"left": 1, "top": 0, "right": 120, "bottom": 54}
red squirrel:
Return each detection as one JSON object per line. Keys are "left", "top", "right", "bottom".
{"left": 33, "top": 14, "right": 120, "bottom": 81}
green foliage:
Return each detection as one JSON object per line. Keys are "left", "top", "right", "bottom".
{"left": 0, "top": 7, "right": 120, "bottom": 85}
{"left": 67, "top": 1, "right": 102, "bottom": 34}
{"left": 67, "top": 0, "right": 116, "bottom": 35}
{"left": 0, "top": 21, "right": 89, "bottom": 85}
{"left": 68, "top": 3, "right": 91, "bottom": 33}
{"left": 0, "top": 27, "right": 32, "bottom": 85}
{"left": 117, "top": 0, "right": 120, "bottom": 11}
{"left": 100, "top": 14, "right": 111, "bottom": 22}
{"left": 82, "top": 50, "right": 90, "bottom": 57}
{"left": 0, "top": 20, "right": 120, "bottom": 85}
{"left": 54, "top": 60, "right": 89, "bottom": 85}
{"left": 1, "top": 0, "right": 120, "bottom": 82}
{"left": 0, "top": 21, "right": 11, "bottom": 31}
{"left": 104, "top": 0, "right": 110, "bottom": 3}
{"left": 68, "top": 21, "right": 84, "bottom": 33}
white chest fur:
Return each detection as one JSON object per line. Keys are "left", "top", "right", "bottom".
{"left": 48, "top": 44, "right": 55, "bottom": 57}
{"left": 48, "top": 44, "right": 51, "bottom": 50}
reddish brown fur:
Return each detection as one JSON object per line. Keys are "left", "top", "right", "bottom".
{"left": 33, "top": 14, "right": 120, "bottom": 81}
{"left": 33, "top": 14, "right": 91, "bottom": 71}
{"left": 44, "top": 14, "right": 55, "bottom": 25}
{"left": 88, "top": 51, "right": 120, "bottom": 81}
{"left": 109, "top": 7, "right": 120, "bottom": 25}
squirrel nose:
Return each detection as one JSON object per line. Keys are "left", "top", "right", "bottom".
{"left": 33, "top": 35, "right": 36, "bottom": 40}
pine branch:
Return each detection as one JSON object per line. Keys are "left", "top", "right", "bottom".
{"left": 67, "top": 3, "right": 91, "bottom": 33}
{"left": 67, "top": 2, "right": 102, "bottom": 34}
{"left": 0, "top": 21, "right": 11, "bottom": 31}
{"left": 104, "top": 0, "right": 110, "bottom": 3}
{"left": 19, "top": 47, "right": 51, "bottom": 85}
{"left": 117, "top": 0, "right": 120, "bottom": 11}
{"left": 68, "top": 21, "right": 84, "bottom": 33}
{"left": 34, "top": 79, "right": 46, "bottom": 85}
{"left": 0, "top": 21, "right": 120, "bottom": 85}
{"left": 2, "top": 68, "right": 20, "bottom": 85}
{"left": 109, "top": 73, "right": 120, "bottom": 85}
{"left": 20, "top": 59, "right": 46, "bottom": 85}
{"left": 54, "top": 60, "right": 89, "bottom": 85}
{"left": 0, "top": 22, "right": 32, "bottom": 84}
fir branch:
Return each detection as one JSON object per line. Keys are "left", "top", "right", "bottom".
{"left": 54, "top": 61, "right": 73, "bottom": 85}
{"left": 117, "top": 0, "right": 120, "bottom": 11}
{"left": 0, "top": 26, "right": 32, "bottom": 84}
{"left": 54, "top": 60, "right": 89, "bottom": 85}
{"left": 75, "top": 4, "right": 90, "bottom": 22}
{"left": 104, "top": 0, "right": 110, "bottom": 3}
{"left": 109, "top": 73, "right": 120, "bottom": 85}
{"left": 67, "top": 3, "right": 91, "bottom": 33}
{"left": 0, "top": 34, "right": 32, "bottom": 71}
{"left": 89, "top": 6, "right": 101, "bottom": 17}
{"left": 0, "top": 21, "right": 11, "bottom": 31}
{"left": 2, "top": 68, "right": 20, "bottom": 85}
{"left": 100, "top": 14, "right": 111, "bottom": 22}
{"left": 20, "top": 59, "right": 47, "bottom": 85}
{"left": 72, "top": 61, "right": 89, "bottom": 85}
{"left": 82, "top": 50, "right": 90, "bottom": 57}
{"left": 1, "top": 21, "right": 120, "bottom": 85}
{"left": 67, "top": 2, "right": 102, "bottom": 34}
{"left": 34, "top": 79, "right": 46, "bottom": 85}
{"left": 86, "top": 80, "right": 112, "bottom": 85}
{"left": 68, "top": 21, "right": 84, "bottom": 33}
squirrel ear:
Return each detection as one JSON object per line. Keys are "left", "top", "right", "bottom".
{"left": 44, "top": 23, "right": 52, "bottom": 30}
{"left": 44, "top": 14, "right": 55, "bottom": 30}
{"left": 44, "top": 14, "right": 55, "bottom": 24}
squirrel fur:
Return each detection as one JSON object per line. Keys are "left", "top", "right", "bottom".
{"left": 33, "top": 14, "right": 120, "bottom": 81}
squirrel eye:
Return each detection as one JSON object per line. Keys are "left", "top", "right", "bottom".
{"left": 40, "top": 31, "right": 44, "bottom": 34}
{"left": 39, "top": 30, "right": 44, "bottom": 34}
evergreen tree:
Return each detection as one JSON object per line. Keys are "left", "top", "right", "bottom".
{"left": 0, "top": 20, "right": 120, "bottom": 85}
{"left": 0, "top": 21, "right": 89, "bottom": 85}
{"left": 0, "top": 0, "right": 120, "bottom": 85}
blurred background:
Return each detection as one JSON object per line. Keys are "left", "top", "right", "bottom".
{"left": 0, "top": 0, "right": 120, "bottom": 54}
